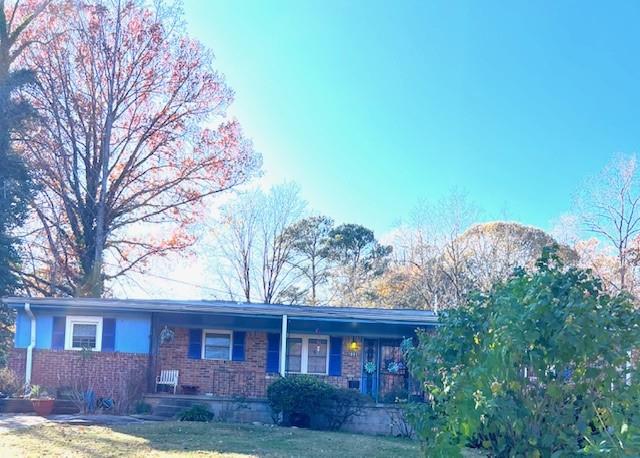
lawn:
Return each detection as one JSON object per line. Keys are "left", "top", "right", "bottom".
{"left": 0, "top": 420, "right": 422, "bottom": 457}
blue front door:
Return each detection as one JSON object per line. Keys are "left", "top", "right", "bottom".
{"left": 361, "top": 338, "right": 379, "bottom": 401}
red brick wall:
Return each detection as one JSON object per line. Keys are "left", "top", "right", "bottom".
{"left": 8, "top": 348, "right": 148, "bottom": 397}
{"left": 7, "top": 348, "right": 26, "bottom": 381}
{"left": 156, "top": 329, "right": 273, "bottom": 398}
{"left": 156, "top": 329, "right": 363, "bottom": 398}
{"left": 8, "top": 331, "right": 365, "bottom": 400}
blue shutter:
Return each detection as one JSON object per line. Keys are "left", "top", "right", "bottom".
{"left": 232, "top": 331, "right": 246, "bottom": 361}
{"left": 102, "top": 318, "right": 116, "bottom": 352}
{"left": 187, "top": 329, "right": 202, "bottom": 359}
{"left": 328, "top": 336, "right": 342, "bottom": 376}
{"left": 52, "top": 317, "right": 65, "bottom": 350}
{"left": 266, "top": 333, "right": 280, "bottom": 373}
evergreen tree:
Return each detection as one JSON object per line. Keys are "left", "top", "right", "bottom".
{"left": 0, "top": 1, "right": 44, "bottom": 363}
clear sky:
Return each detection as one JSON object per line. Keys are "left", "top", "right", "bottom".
{"left": 182, "top": 0, "right": 640, "bottom": 235}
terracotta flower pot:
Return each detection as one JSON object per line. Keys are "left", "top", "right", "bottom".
{"left": 31, "top": 399, "right": 55, "bottom": 416}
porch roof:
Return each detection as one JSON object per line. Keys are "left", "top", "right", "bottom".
{"left": 2, "top": 297, "right": 438, "bottom": 327}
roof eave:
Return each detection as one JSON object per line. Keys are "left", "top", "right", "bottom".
{"left": 1, "top": 297, "right": 439, "bottom": 327}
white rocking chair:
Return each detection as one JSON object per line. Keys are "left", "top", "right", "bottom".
{"left": 156, "top": 370, "right": 179, "bottom": 394}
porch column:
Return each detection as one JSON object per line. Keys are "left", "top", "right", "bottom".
{"left": 279, "top": 314, "right": 288, "bottom": 376}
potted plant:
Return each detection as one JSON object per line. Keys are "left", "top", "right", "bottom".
{"left": 28, "top": 385, "right": 55, "bottom": 416}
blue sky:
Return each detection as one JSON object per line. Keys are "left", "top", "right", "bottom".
{"left": 183, "top": 0, "right": 640, "bottom": 235}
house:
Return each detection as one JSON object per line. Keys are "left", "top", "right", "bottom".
{"left": 3, "top": 297, "right": 437, "bottom": 426}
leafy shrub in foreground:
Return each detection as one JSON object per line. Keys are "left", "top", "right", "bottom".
{"left": 267, "top": 374, "right": 367, "bottom": 430}
{"left": 177, "top": 404, "right": 214, "bottom": 422}
{"left": 406, "top": 247, "right": 640, "bottom": 457}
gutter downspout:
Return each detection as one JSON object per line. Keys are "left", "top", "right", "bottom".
{"left": 24, "top": 302, "right": 35, "bottom": 390}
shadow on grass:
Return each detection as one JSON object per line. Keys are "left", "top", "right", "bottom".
{"left": 17, "top": 423, "right": 148, "bottom": 457}
{"left": 0, "top": 420, "right": 420, "bottom": 457}
{"left": 110, "top": 421, "right": 421, "bottom": 458}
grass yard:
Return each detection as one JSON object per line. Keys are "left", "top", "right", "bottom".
{"left": 0, "top": 420, "right": 422, "bottom": 457}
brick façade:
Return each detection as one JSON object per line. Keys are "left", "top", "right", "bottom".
{"left": 8, "top": 329, "right": 364, "bottom": 400}
{"left": 155, "top": 328, "right": 363, "bottom": 398}
{"left": 8, "top": 348, "right": 148, "bottom": 397}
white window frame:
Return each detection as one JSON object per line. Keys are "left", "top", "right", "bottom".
{"left": 201, "top": 329, "right": 233, "bottom": 361}
{"left": 286, "top": 334, "right": 330, "bottom": 375}
{"left": 65, "top": 316, "right": 103, "bottom": 351}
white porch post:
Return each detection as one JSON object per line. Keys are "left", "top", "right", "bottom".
{"left": 279, "top": 314, "right": 288, "bottom": 376}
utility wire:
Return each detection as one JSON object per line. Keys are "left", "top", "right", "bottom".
{"left": 121, "top": 268, "right": 232, "bottom": 298}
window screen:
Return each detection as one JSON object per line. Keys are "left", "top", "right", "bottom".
{"left": 307, "top": 338, "right": 328, "bottom": 374}
{"left": 72, "top": 323, "right": 97, "bottom": 349}
{"left": 203, "top": 332, "right": 231, "bottom": 360}
{"left": 286, "top": 337, "right": 303, "bottom": 372}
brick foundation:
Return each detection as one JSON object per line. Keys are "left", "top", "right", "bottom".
{"left": 8, "top": 348, "right": 149, "bottom": 397}
{"left": 156, "top": 328, "right": 363, "bottom": 398}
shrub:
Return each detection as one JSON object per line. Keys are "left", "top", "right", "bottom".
{"left": 0, "top": 367, "right": 21, "bottom": 398}
{"left": 134, "top": 400, "right": 152, "bottom": 415}
{"left": 324, "top": 386, "right": 368, "bottom": 431}
{"left": 267, "top": 374, "right": 367, "bottom": 431}
{"left": 388, "top": 404, "right": 414, "bottom": 438}
{"left": 177, "top": 404, "right": 214, "bottom": 422}
{"left": 267, "top": 375, "right": 333, "bottom": 427}
{"left": 406, "top": 247, "right": 640, "bottom": 457}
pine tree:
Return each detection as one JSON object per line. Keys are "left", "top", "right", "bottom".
{"left": 0, "top": 1, "right": 44, "bottom": 363}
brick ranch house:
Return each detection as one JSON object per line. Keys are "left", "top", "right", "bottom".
{"left": 3, "top": 297, "right": 436, "bottom": 430}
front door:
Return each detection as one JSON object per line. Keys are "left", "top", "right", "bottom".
{"left": 361, "top": 338, "right": 379, "bottom": 400}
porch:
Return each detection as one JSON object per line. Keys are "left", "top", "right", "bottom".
{"left": 149, "top": 305, "right": 433, "bottom": 402}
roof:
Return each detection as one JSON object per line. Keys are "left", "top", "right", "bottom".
{"left": 1, "top": 297, "right": 438, "bottom": 326}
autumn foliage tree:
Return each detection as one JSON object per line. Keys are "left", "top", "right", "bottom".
{"left": 16, "top": 0, "right": 260, "bottom": 296}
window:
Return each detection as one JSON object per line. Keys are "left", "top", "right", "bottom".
{"left": 65, "top": 316, "right": 102, "bottom": 351}
{"left": 307, "top": 338, "right": 328, "bottom": 374}
{"left": 285, "top": 335, "right": 329, "bottom": 375}
{"left": 202, "top": 330, "right": 232, "bottom": 360}
{"left": 286, "top": 337, "right": 302, "bottom": 372}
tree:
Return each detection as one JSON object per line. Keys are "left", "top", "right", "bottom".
{"left": 257, "top": 184, "right": 306, "bottom": 303}
{"left": 326, "top": 223, "right": 392, "bottom": 306}
{"left": 406, "top": 248, "right": 640, "bottom": 456}
{"left": 214, "top": 183, "right": 306, "bottom": 304}
{"left": 284, "top": 215, "right": 334, "bottom": 305}
{"left": 377, "top": 187, "right": 576, "bottom": 310}
{"left": 0, "top": 0, "right": 46, "bottom": 362}
{"left": 576, "top": 154, "right": 640, "bottom": 293}
{"left": 403, "top": 190, "right": 481, "bottom": 309}
{"left": 457, "top": 221, "right": 578, "bottom": 291}
{"left": 16, "top": 0, "right": 260, "bottom": 296}
{"left": 216, "top": 190, "right": 261, "bottom": 302}
{"left": 377, "top": 221, "right": 574, "bottom": 310}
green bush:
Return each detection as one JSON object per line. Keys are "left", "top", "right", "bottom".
{"left": 267, "top": 375, "right": 367, "bottom": 430}
{"left": 406, "top": 247, "right": 640, "bottom": 457}
{"left": 325, "top": 385, "right": 368, "bottom": 430}
{"left": 0, "top": 367, "right": 21, "bottom": 398}
{"left": 134, "top": 400, "right": 152, "bottom": 415}
{"left": 177, "top": 404, "right": 214, "bottom": 422}
{"left": 267, "top": 375, "right": 332, "bottom": 426}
